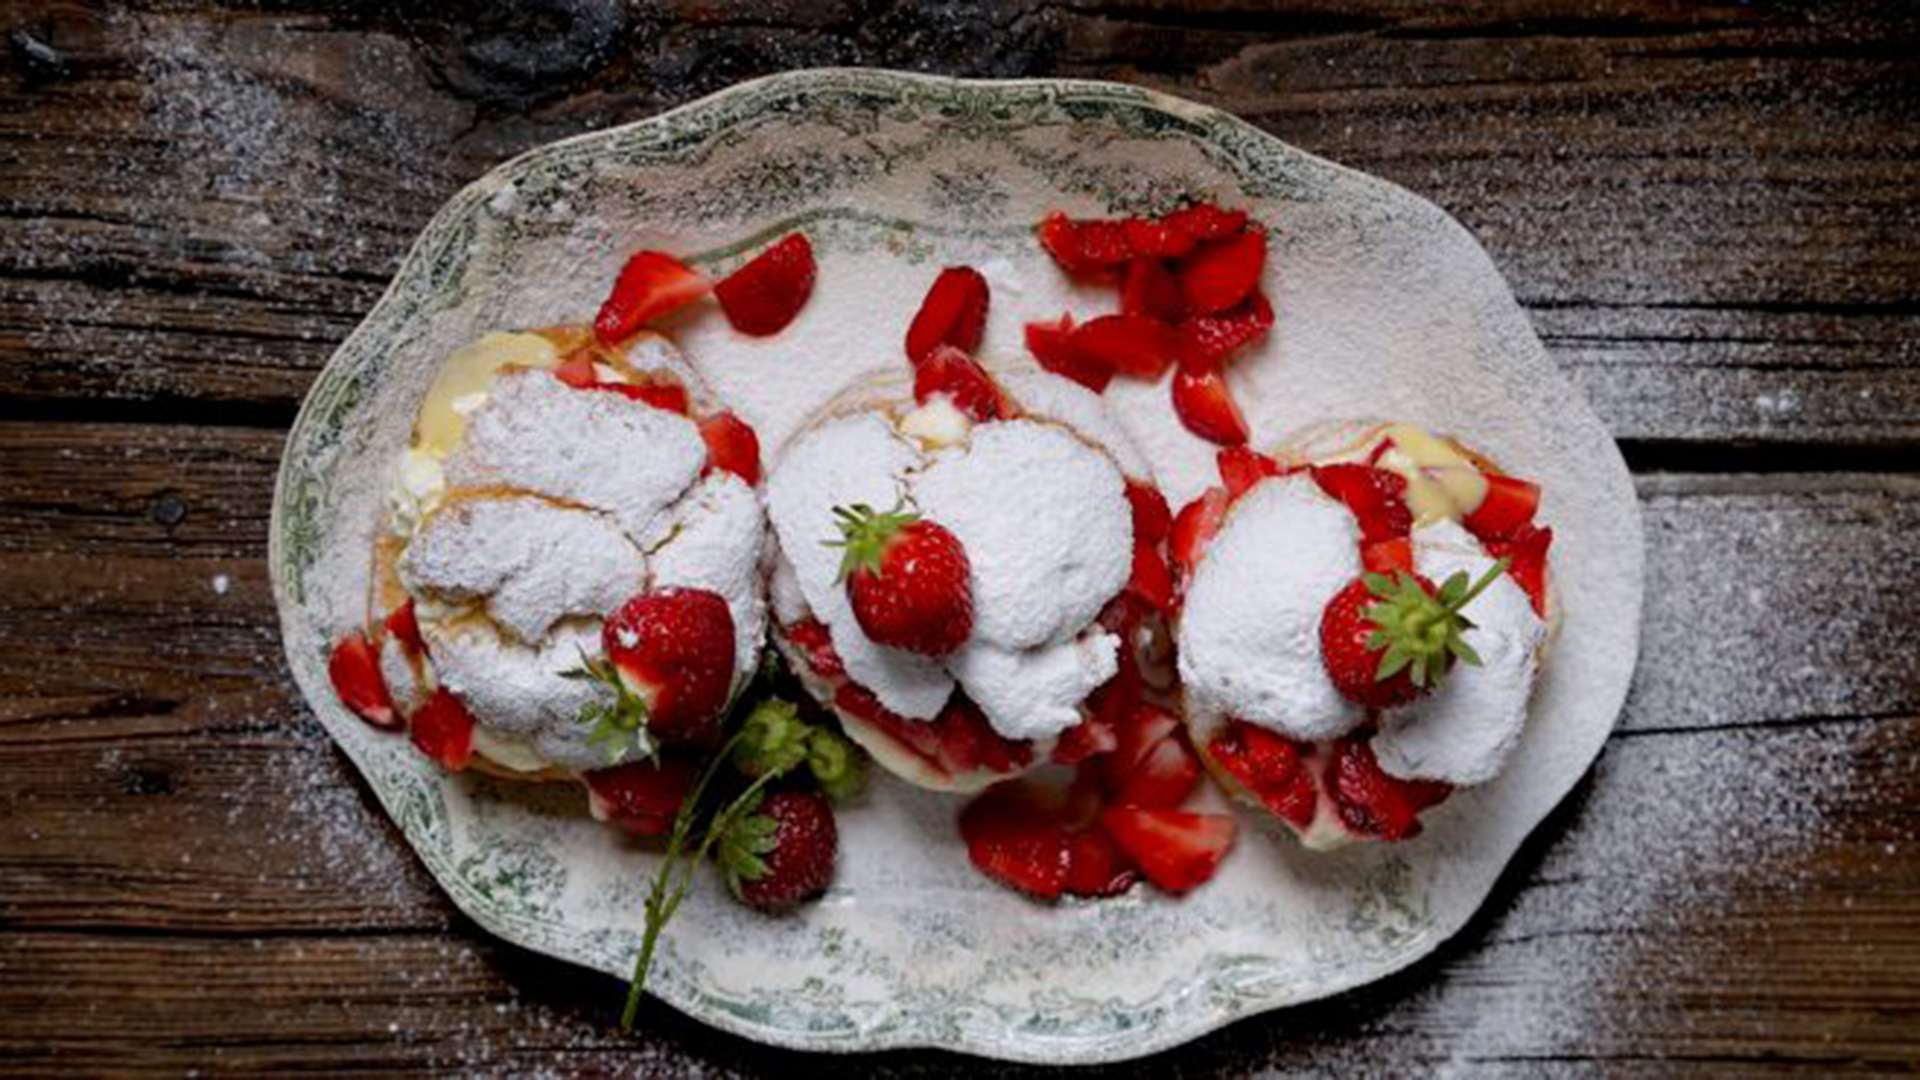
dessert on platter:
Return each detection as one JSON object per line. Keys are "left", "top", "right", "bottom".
{"left": 1174, "top": 424, "right": 1554, "bottom": 847}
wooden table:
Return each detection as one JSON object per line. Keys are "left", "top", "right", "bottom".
{"left": 4, "top": 2, "right": 1917, "bottom": 1074}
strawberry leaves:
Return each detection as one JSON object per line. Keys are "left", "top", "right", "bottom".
{"left": 1361, "top": 559, "right": 1510, "bottom": 690}
{"left": 562, "top": 649, "right": 657, "bottom": 763}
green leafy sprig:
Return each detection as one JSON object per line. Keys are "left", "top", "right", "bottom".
{"left": 1362, "top": 558, "right": 1512, "bottom": 689}
{"left": 824, "top": 502, "right": 919, "bottom": 581}
{"left": 560, "top": 649, "right": 655, "bottom": 764}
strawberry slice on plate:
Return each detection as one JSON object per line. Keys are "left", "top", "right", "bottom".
{"left": 1326, "top": 736, "right": 1450, "bottom": 841}
{"left": 1122, "top": 217, "right": 1198, "bottom": 258}
{"left": 1037, "top": 212, "right": 1131, "bottom": 275}
{"left": 1169, "top": 486, "right": 1229, "bottom": 587}
{"left": 1462, "top": 473, "right": 1541, "bottom": 541}
{"left": 1312, "top": 464, "right": 1412, "bottom": 543}
{"left": 714, "top": 232, "right": 816, "bottom": 336}
{"left": 1217, "top": 445, "right": 1285, "bottom": 501}
{"left": 1179, "top": 229, "right": 1266, "bottom": 314}
{"left": 1125, "top": 480, "right": 1172, "bottom": 544}
{"left": 410, "top": 688, "right": 476, "bottom": 771}
{"left": 1063, "top": 827, "right": 1138, "bottom": 898}
{"left": 328, "top": 631, "right": 396, "bottom": 729}
{"left": 1111, "top": 728, "right": 1202, "bottom": 809}
{"left": 913, "top": 344, "right": 1009, "bottom": 422}
{"left": 1099, "top": 807, "right": 1237, "bottom": 893}
{"left": 1121, "top": 258, "right": 1185, "bottom": 323}
{"left": 584, "top": 756, "right": 700, "bottom": 836}
{"left": 905, "top": 266, "right": 990, "bottom": 364}
{"left": 1067, "top": 313, "right": 1178, "bottom": 380}
{"left": 383, "top": 600, "right": 425, "bottom": 659}
{"left": 1208, "top": 721, "right": 1317, "bottom": 829}
{"left": 1024, "top": 315, "right": 1111, "bottom": 393}
{"left": 960, "top": 783, "right": 1070, "bottom": 900}
{"left": 698, "top": 411, "right": 761, "bottom": 485}
{"left": 1177, "top": 290, "right": 1273, "bottom": 374}
{"left": 1163, "top": 202, "right": 1248, "bottom": 241}
{"left": 1484, "top": 523, "right": 1553, "bottom": 615}
{"left": 1171, "top": 368, "right": 1249, "bottom": 445}
{"left": 594, "top": 250, "right": 709, "bottom": 347}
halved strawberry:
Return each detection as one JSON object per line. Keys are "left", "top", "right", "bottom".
{"left": 1037, "top": 212, "right": 1131, "bottom": 276}
{"left": 1121, "top": 258, "right": 1185, "bottom": 323}
{"left": 1326, "top": 736, "right": 1450, "bottom": 841}
{"left": 591, "top": 380, "right": 689, "bottom": 415}
{"left": 552, "top": 351, "right": 598, "bottom": 388}
{"left": 1361, "top": 536, "right": 1415, "bottom": 575}
{"left": 1461, "top": 473, "right": 1541, "bottom": 542}
{"left": 1025, "top": 315, "right": 1111, "bottom": 392}
{"left": 1483, "top": 523, "right": 1553, "bottom": 615}
{"left": 1113, "top": 730, "right": 1201, "bottom": 809}
{"left": 1217, "top": 445, "right": 1284, "bottom": 502}
{"left": 1099, "top": 807, "right": 1237, "bottom": 893}
{"left": 1171, "top": 369, "right": 1249, "bottom": 445}
{"left": 594, "top": 251, "right": 709, "bottom": 347}
{"left": 1208, "top": 721, "right": 1317, "bottom": 828}
{"left": 410, "top": 688, "right": 476, "bottom": 771}
{"left": 1312, "top": 464, "right": 1412, "bottom": 543}
{"left": 1179, "top": 230, "right": 1266, "bottom": 315}
{"left": 1101, "top": 705, "right": 1181, "bottom": 795}
{"left": 602, "top": 587, "right": 737, "bottom": 747}
{"left": 699, "top": 411, "right": 761, "bottom": 485}
{"left": 584, "top": 756, "right": 700, "bottom": 836}
{"left": 1122, "top": 217, "right": 1197, "bottom": 258}
{"left": 913, "top": 344, "right": 1009, "bottom": 422}
{"left": 959, "top": 782, "right": 1070, "bottom": 899}
{"left": 1176, "top": 291, "right": 1273, "bottom": 374}
{"left": 1164, "top": 202, "right": 1249, "bottom": 241}
{"left": 384, "top": 600, "right": 425, "bottom": 659}
{"left": 905, "top": 267, "right": 989, "bottom": 364}
{"left": 328, "top": 632, "right": 396, "bottom": 729}
{"left": 1063, "top": 827, "right": 1138, "bottom": 898}
{"left": 1169, "top": 487, "right": 1229, "bottom": 586}
{"left": 714, "top": 232, "right": 815, "bottom": 336}
{"left": 1067, "top": 314, "right": 1178, "bottom": 380}
{"left": 1125, "top": 480, "right": 1172, "bottom": 544}
{"left": 785, "top": 618, "right": 845, "bottom": 679}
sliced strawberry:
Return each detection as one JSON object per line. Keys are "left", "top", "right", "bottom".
{"left": 1171, "top": 369, "right": 1248, "bottom": 445}
{"left": 699, "top": 411, "right": 761, "bottom": 485}
{"left": 591, "top": 380, "right": 689, "bottom": 415}
{"left": 1063, "top": 827, "right": 1138, "bottom": 897}
{"left": 1326, "top": 736, "right": 1450, "bottom": 841}
{"left": 913, "top": 344, "right": 1009, "bottom": 422}
{"left": 1127, "top": 540, "right": 1174, "bottom": 613}
{"left": 1113, "top": 731, "right": 1201, "bottom": 809}
{"left": 1217, "top": 446, "right": 1284, "bottom": 502}
{"left": 932, "top": 695, "right": 1033, "bottom": 776}
{"left": 1025, "top": 315, "right": 1112, "bottom": 393}
{"left": 1312, "top": 464, "right": 1412, "bottom": 543}
{"left": 1121, "top": 258, "right": 1185, "bottom": 323}
{"left": 960, "top": 783, "right": 1070, "bottom": 899}
{"left": 1169, "top": 487, "right": 1229, "bottom": 586}
{"left": 1484, "top": 523, "right": 1553, "bottom": 615}
{"left": 552, "top": 351, "right": 598, "bottom": 388}
{"left": 1164, "top": 202, "right": 1249, "bottom": 242}
{"left": 905, "top": 267, "right": 990, "bottom": 364}
{"left": 1176, "top": 290, "right": 1273, "bottom": 374}
{"left": 1462, "top": 473, "right": 1541, "bottom": 542}
{"left": 1101, "top": 705, "right": 1181, "bottom": 794}
{"left": 328, "top": 632, "right": 396, "bottom": 729}
{"left": 1124, "top": 480, "right": 1172, "bottom": 544}
{"left": 383, "top": 600, "right": 425, "bottom": 659}
{"left": 1052, "top": 711, "right": 1120, "bottom": 766}
{"left": 1122, "top": 217, "right": 1198, "bottom": 258}
{"left": 1179, "top": 230, "right": 1266, "bottom": 315}
{"left": 714, "top": 232, "right": 815, "bottom": 336}
{"left": 835, "top": 684, "right": 945, "bottom": 766}
{"left": 1099, "top": 807, "right": 1237, "bottom": 893}
{"left": 1037, "top": 212, "right": 1131, "bottom": 276}
{"left": 594, "top": 250, "right": 709, "bottom": 347}
{"left": 409, "top": 688, "right": 476, "bottom": 771}
{"left": 1209, "top": 721, "right": 1317, "bottom": 828}
{"left": 1067, "top": 314, "right": 1178, "bottom": 380}
{"left": 1361, "top": 536, "right": 1415, "bottom": 575}
{"left": 584, "top": 757, "right": 700, "bottom": 836}
{"left": 786, "top": 618, "right": 845, "bottom": 680}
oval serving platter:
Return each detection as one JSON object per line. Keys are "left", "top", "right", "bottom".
{"left": 271, "top": 69, "right": 1643, "bottom": 1065}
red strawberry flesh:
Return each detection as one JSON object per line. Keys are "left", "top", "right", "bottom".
{"left": 602, "top": 587, "right": 737, "bottom": 746}
{"left": 1179, "top": 230, "right": 1266, "bottom": 315}
{"left": 328, "top": 631, "right": 396, "bottom": 729}
{"left": 1099, "top": 807, "right": 1237, "bottom": 893}
{"left": 594, "top": 250, "right": 708, "bottom": 347}
{"left": 410, "top": 688, "right": 476, "bottom": 771}
{"left": 735, "top": 789, "right": 838, "bottom": 910}
{"left": 905, "top": 267, "right": 990, "bottom": 364}
{"left": 1171, "top": 368, "right": 1249, "bottom": 445}
{"left": 714, "top": 232, "right": 816, "bottom": 336}
{"left": 699, "top": 411, "right": 762, "bottom": 485}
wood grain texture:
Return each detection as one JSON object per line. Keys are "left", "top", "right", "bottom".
{"left": 2, "top": 0, "right": 1917, "bottom": 1074}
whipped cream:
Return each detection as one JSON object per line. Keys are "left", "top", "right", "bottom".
{"left": 444, "top": 370, "right": 706, "bottom": 546}
{"left": 1374, "top": 519, "right": 1545, "bottom": 785}
{"left": 1178, "top": 474, "right": 1364, "bottom": 741}
{"left": 765, "top": 386, "right": 1138, "bottom": 742}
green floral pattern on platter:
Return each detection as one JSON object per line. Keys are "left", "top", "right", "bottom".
{"left": 271, "top": 69, "right": 1643, "bottom": 1064}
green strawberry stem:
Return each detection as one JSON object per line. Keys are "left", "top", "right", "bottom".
{"left": 826, "top": 502, "right": 919, "bottom": 581}
{"left": 1363, "top": 557, "right": 1512, "bottom": 690}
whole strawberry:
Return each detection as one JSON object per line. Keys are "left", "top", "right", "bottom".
{"left": 720, "top": 789, "right": 838, "bottom": 911}
{"left": 575, "top": 587, "right": 736, "bottom": 755}
{"left": 828, "top": 503, "right": 973, "bottom": 656}
{"left": 1319, "top": 561, "right": 1508, "bottom": 710}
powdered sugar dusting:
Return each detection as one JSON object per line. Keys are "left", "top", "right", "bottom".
{"left": 648, "top": 472, "right": 771, "bottom": 690}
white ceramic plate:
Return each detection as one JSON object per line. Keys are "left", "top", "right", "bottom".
{"left": 271, "top": 69, "right": 1643, "bottom": 1064}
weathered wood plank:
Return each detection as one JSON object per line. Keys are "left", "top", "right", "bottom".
{"left": 3, "top": 2, "right": 1917, "bottom": 446}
